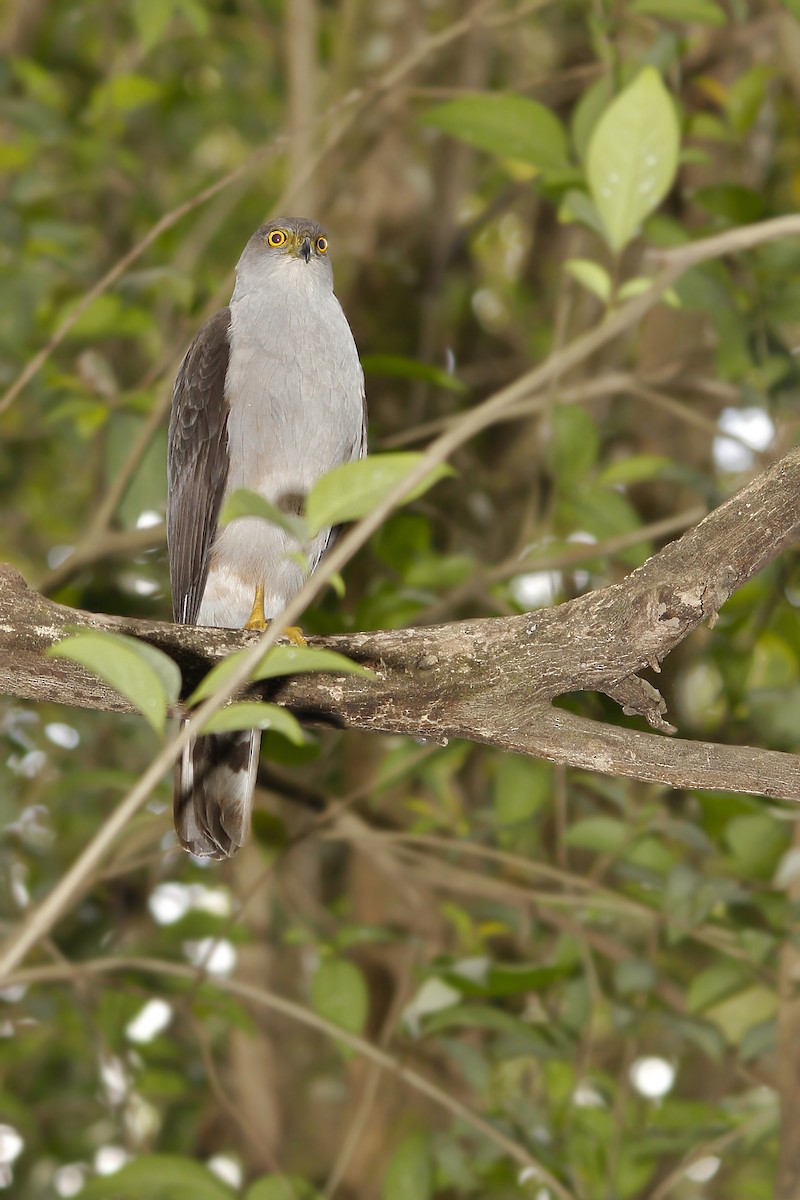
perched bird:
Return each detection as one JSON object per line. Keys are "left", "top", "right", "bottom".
{"left": 167, "top": 217, "right": 366, "bottom": 859}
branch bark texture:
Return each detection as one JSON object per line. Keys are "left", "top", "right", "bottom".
{"left": 1, "top": 446, "right": 799, "bottom": 802}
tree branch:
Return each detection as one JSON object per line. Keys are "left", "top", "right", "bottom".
{"left": 2, "top": 445, "right": 799, "bottom": 802}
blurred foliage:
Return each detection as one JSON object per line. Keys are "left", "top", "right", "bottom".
{"left": 1, "top": 0, "right": 800, "bottom": 1198}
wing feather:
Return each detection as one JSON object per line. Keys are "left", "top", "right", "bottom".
{"left": 167, "top": 308, "right": 232, "bottom": 625}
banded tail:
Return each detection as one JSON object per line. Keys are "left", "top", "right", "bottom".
{"left": 173, "top": 725, "right": 261, "bottom": 859}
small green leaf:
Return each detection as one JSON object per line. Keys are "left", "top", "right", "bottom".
{"left": 547, "top": 406, "right": 600, "bottom": 486}
{"left": 246, "top": 1177, "right": 321, "bottom": 1200}
{"left": 559, "top": 189, "right": 608, "bottom": 238}
{"left": 565, "top": 258, "right": 611, "bottom": 303}
{"left": 421, "top": 1003, "right": 549, "bottom": 1043}
{"left": 132, "top": 0, "right": 175, "bottom": 51}
{"left": 89, "top": 73, "right": 162, "bottom": 118}
{"left": 706, "top": 985, "right": 777, "bottom": 1046}
{"left": 423, "top": 93, "right": 570, "bottom": 173}
{"left": 220, "top": 487, "right": 308, "bottom": 541}
{"left": 560, "top": 484, "right": 650, "bottom": 566}
{"left": 311, "top": 957, "right": 369, "bottom": 1039}
{"left": 361, "top": 353, "right": 466, "bottom": 394}
{"left": 383, "top": 1132, "right": 433, "bottom": 1200}
{"left": 688, "top": 962, "right": 749, "bottom": 1014}
{"left": 47, "top": 630, "right": 180, "bottom": 733}
{"left": 565, "top": 816, "right": 629, "bottom": 853}
{"left": 188, "top": 644, "right": 372, "bottom": 706}
{"left": 614, "top": 959, "right": 656, "bottom": 995}
{"left": 616, "top": 276, "right": 654, "bottom": 301}
{"left": 598, "top": 454, "right": 674, "bottom": 486}
{"left": 80, "top": 1154, "right": 235, "bottom": 1199}
{"left": 199, "top": 702, "right": 305, "bottom": 742}
{"left": 493, "top": 756, "right": 551, "bottom": 825}
{"left": 631, "top": 0, "right": 727, "bottom": 24}
{"left": 587, "top": 68, "right": 681, "bottom": 252}
{"left": 724, "top": 814, "right": 788, "bottom": 879}
{"left": 305, "top": 454, "right": 453, "bottom": 537}
{"left": 443, "top": 962, "right": 570, "bottom": 998}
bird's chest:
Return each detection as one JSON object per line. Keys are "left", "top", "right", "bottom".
{"left": 224, "top": 297, "right": 359, "bottom": 494}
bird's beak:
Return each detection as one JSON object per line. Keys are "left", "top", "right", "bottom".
{"left": 299, "top": 236, "right": 311, "bottom": 263}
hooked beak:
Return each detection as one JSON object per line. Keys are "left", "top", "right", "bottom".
{"left": 299, "top": 236, "right": 311, "bottom": 263}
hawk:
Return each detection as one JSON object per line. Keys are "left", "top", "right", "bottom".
{"left": 167, "top": 217, "right": 366, "bottom": 859}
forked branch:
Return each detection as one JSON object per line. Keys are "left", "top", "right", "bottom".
{"left": 1, "top": 445, "right": 799, "bottom": 802}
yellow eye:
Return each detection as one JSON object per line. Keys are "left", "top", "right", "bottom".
{"left": 316, "top": 236, "right": 328, "bottom": 254}
{"left": 267, "top": 229, "right": 287, "bottom": 247}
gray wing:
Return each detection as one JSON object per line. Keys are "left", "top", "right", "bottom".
{"left": 167, "top": 308, "right": 232, "bottom": 625}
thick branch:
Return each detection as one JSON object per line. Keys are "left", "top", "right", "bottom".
{"left": 1, "top": 446, "right": 799, "bottom": 801}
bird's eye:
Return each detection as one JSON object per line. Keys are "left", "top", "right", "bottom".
{"left": 316, "top": 236, "right": 328, "bottom": 254}
{"left": 267, "top": 230, "right": 287, "bottom": 247}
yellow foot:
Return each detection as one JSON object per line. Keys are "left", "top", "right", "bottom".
{"left": 283, "top": 625, "right": 307, "bottom": 647}
{"left": 242, "top": 585, "right": 307, "bottom": 645}
{"left": 244, "top": 583, "right": 267, "bottom": 631}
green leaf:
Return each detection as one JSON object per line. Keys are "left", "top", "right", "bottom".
{"left": 188, "top": 644, "right": 372, "bottom": 706}
{"left": 443, "top": 962, "right": 570, "bottom": 998}
{"left": 253, "top": 644, "right": 373, "bottom": 681}
{"left": 199, "top": 702, "right": 305, "bottom": 742}
{"left": 305, "top": 454, "right": 453, "bottom": 537}
{"left": 361, "top": 353, "right": 466, "bottom": 394}
{"left": 724, "top": 814, "right": 788, "bottom": 879}
{"left": 493, "top": 755, "right": 551, "bottom": 825}
{"left": 565, "top": 258, "right": 611, "bottom": 303}
{"left": 47, "top": 630, "right": 180, "bottom": 733}
{"left": 89, "top": 73, "right": 162, "bottom": 118}
{"left": 219, "top": 487, "right": 308, "bottom": 541}
{"left": 597, "top": 454, "right": 675, "bottom": 486}
{"left": 547, "top": 405, "right": 600, "bottom": 486}
{"left": 565, "top": 816, "right": 629, "bottom": 853}
{"left": 571, "top": 75, "right": 615, "bottom": 163}
{"left": 383, "top": 1132, "right": 433, "bottom": 1200}
{"left": 560, "top": 484, "right": 650, "bottom": 566}
{"left": 421, "top": 1002, "right": 550, "bottom": 1042}
{"left": 132, "top": 0, "right": 175, "bottom": 51}
{"left": 246, "top": 1177, "right": 320, "bottom": 1200}
{"left": 614, "top": 959, "right": 656, "bottom": 995}
{"left": 310, "top": 957, "right": 369, "bottom": 1039}
{"left": 423, "top": 93, "right": 570, "bottom": 173}
{"left": 587, "top": 68, "right": 681, "bottom": 252}
{"left": 616, "top": 276, "right": 655, "bottom": 300}
{"left": 558, "top": 189, "right": 608, "bottom": 239}
{"left": 706, "top": 985, "right": 777, "bottom": 1046}
{"left": 691, "top": 184, "right": 765, "bottom": 225}
{"left": 80, "top": 1154, "right": 235, "bottom": 1199}
{"left": 688, "top": 961, "right": 749, "bottom": 1014}
{"left": 631, "top": 0, "right": 727, "bottom": 24}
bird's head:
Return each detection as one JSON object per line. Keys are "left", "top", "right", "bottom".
{"left": 234, "top": 217, "right": 333, "bottom": 299}
{"left": 259, "top": 217, "right": 329, "bottom": 263}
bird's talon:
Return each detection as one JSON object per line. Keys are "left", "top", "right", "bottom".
{"left": 283, "top": 625, "right": 307, "bottom": 647}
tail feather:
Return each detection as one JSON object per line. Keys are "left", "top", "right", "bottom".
{"left": 173, "top": 723, "right": 261, "bottom": 859}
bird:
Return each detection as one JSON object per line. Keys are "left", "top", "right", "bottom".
{"left": 167, "top": 217, "right": 366, "bottom": 859}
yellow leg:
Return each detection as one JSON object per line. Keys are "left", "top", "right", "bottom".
{"left": 244, "top": 583, "right": 267, "bottom": 630}
{"left": 243, "top": 584, "right": 307, "bottom": 645}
